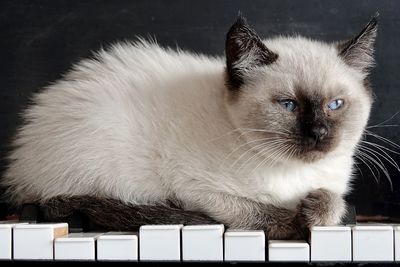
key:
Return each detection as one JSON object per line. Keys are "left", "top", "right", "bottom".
{"left": 0, "top": 221, "right": 28, "bottom": 260}
{"left": 224, "top": 230, "right": 265, "bottom": 261}
{"left": 97, "top": 232, "right": 138, "bottom": 261}
{"left": 352, "top": 224, "right": 394, "bottom": 262}
{"left": 13, "top": 223, "right": 68, "bottom": 260}
{"left": 54, "top": 232, "right": 103, "bottom": 261}
{"left": 395, "top": 225, "right": 400, "bottom": 262}
{"left": 268, "top": 240, "right": 309, "bottom": 262}
{"left": 182, "top": 224, "right": 224, "bottom": 261}
{"left": 310, "top": 226, "right": 352, "bottom": 262}
{"left": 139, "top": 225, "right": 182, "bottom": 261}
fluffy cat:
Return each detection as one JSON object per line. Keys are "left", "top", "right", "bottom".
{"left": 2, "top": 15, "right": 377, "bottom": 239}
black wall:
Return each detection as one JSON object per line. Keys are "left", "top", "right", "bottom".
{"left": 1, "top": 0, "right": 400, "bottom": 218}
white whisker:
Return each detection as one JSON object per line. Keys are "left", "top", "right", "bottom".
{"left": 367, "top": 110, "right": 400, "bottom": 128}
{"left": 365, "top": 129, "right": 400, "bottom": 149}
{"left": 355, "top": 151, "right": 380, "bottom": 184}
{"left": 235, "top": 140, "right": 285, "bottom": 173}
{"left": 251, "top": 144, "right": 287, "bottom": 172}
{"left": 221, "top": 137, "right": 282, "bottom": 169}
{"left": 367, "top": 124, "right": 400, "bottom": 129}
{"left": 360, "top": 140, "right": 400, "bottom": 155}
{"left": 238, "top": 127, "right": 292, "bottom": 135}
{"left": 356, "top": 148, "right": 393, "bottom": 190}
{"left": 359, "top": 143, "right": 400, "bottom": 171}
{"left": 257, "top": 143, "right": 290, "bottom": 170}
{"left": 232, "top": 141, "right": 277, "bottom": 171}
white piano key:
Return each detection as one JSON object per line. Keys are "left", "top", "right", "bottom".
{"left": 268, "top": 240, "right": 310, "bottom": 262}
{"left": 13, "top": 223, "right": 68, "bottom": 260}
{"left": 182, "top": 224, "right": 224, "bottom": 261}
{"left": 352, "top": 225, "right": 394, "bottom": 262}
{"left": 0, "top": 221, "right": 28, "bottom": 260}
{"left": 97, "top": 232, "right": 138, "bottom": 261}
{"left": 310, "top": 226, "right": 352, "bottom": 262}
{"left": 139, "top": 225, "right": 182, "bottom": 261}
{"left": 54, "top": 232, "right": 103, "bottom": 261}
{"left": 395, "top": 226, "right": 400, "bottom": 261}
{"left": 224, "top": 230, "right": 265, "bottom": 261}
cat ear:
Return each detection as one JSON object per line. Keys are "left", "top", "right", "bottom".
{"left": 225, "top": 15, "right": 278, "bottom": 89}
{"left": 337, "top": 13, "right": 378, "bottom": 74}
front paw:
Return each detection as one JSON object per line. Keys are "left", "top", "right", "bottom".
{"left": 297, "top": 188, "right": 346, "bottom": 228}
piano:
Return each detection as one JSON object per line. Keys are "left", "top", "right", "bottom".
{"left": 0, "top": 204, "right": 399, "bottom": 263}
{"left": 1, "top": 220, "right": 400, "bottom": 262}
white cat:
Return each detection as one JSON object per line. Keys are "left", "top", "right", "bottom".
{"left": 2, "top": 15, "right": 377, "bottom": 238}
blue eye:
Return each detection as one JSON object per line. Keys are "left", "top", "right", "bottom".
{"left": 328, "top": 99, "right": 344, "bottom": 110}
{"left": 279, "top": 99, "right": 297, "bottom": 112}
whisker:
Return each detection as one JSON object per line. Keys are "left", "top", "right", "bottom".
{"left": 252, "top": 144, "right": 288, "bottom": 172}
{"left": 249, "top": 147, "right": 277, "bottom": 174}
{"left": 367, "top": 124, "right": 400, "bottom": 129}
{"left": 238, "top": 127, "right": 292, "bottom": 135}
{"left": 239, "top": 140, "right": 288, "bottom": 172}
{"left": 206, "top": 127, "right": 289, "bottom": 144}
{"left": 358, "top": 151, "right": 381, "bottom": 183}
{"left": 358, "top": 146, "right": 393, "bottom": 174}
{"left": 235, "top": 141, "right": 285, "bottom": 172}
{"left": 360, "top": 140, "right": 400, "bottom": 155}
{"left": 272, "top": 144, "right": 292, "bottom": 167}
{"left": 356, "top": 148, "right": 393, "bottom": 190}
{"left": 270, "top": 144, "right": 293, "bottom": 167}
{"left": 205, "top": 127, "right": 247, "bottom": 144}
{"left": 352, "top": 156, "right": 365, "bottom": 180}
{"left": 355, "top": 153, "right": 380, "bottom": 184}
{"left": 365, "top": 130, "right": 400, "bottom": 149}
{"left": 238, "top": 128, "right": 290, "bottom": 135}
{"left": 367, "top": 110, "right": 400, "bottom": 128}
{"left": 232, "top": 128, "right": 295, "bottom": 145}
{"left": 232, "top": 140, "right": 280, "bottom": 171}
{"left": 222, "top": 137, "right": 282, "bottom": 165}
{"left": 358, "top": 144, "right": 400, "bottom": 172}
{"left": 259, "top": 143, "right": 290, "bottom": 170}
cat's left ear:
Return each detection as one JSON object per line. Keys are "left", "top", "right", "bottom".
{"left": 225, "top": 15, "right": 278, "bottom": 90}
{"left": 337, "top": 14, "right": 378, "bottom": 74}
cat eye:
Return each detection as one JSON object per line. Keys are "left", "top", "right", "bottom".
{"left": 279, "top": 99, "right": 297, "bottom": 112}
{"left": 328, "top": 99, "right": 344, "bottom": 110}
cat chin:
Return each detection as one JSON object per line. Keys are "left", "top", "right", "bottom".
{"left": 298, "top": 153, "right": 327, "bottom": 163}
{"left": 294, "top": 140, "right": 340, "bottom": 163}
{"left": 252, "top": 144, "right": 336, "bottom": 164}
{"left": 254, "top": 150, "right": 329, "bottom": 166}
{"left": 287, "top": 149, "right": 331, "bottom": 164}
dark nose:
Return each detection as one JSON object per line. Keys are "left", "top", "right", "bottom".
{"left": 311, "top": 126, "right": 328, "bottom": 141}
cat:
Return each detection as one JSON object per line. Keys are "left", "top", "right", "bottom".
{"left": 2, "top": 14, "right": 377, "bottom": 239}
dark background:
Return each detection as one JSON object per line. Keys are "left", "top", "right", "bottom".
{"left": 0, "top": 0, "right": 399, "bottom": 219}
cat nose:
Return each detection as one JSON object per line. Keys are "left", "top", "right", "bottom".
{"left": 311, "top": 126, "right": 328, "bottom": 141}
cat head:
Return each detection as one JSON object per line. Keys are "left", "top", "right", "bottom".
{"left": 224, "top": 15, "right": 377, "bottom": 163}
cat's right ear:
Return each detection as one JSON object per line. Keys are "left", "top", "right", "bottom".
{"left": 225, "top": 15, "right": 278, "bottom": 90}
{"left": 337, "top": 13, "right": 378, "bottom": 74}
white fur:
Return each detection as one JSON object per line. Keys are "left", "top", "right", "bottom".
{"left": 3, "top": 37, "right": 371, "bottom": 217}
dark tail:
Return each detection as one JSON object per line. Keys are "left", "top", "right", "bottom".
{"left": 35, "top": 195, "right": 217, "bottom": 231}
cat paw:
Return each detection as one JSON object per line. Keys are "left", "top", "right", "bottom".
{"left": 297, "top": 188, "right": 345, "bottom": 228}
{"left": 259, "top": 207, "right": 307, "bottom": 240}
{"left": 266, "top": 219, "right": 307, "bottom": 240}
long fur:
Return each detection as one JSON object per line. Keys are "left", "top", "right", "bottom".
{"left": 2, "top": 16, "right": 377, "bottom": 238}
{"left": 40, "top": 196, "right": 218, "bottom": 229}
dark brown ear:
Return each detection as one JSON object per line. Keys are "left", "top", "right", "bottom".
{"left": 337, "top": 13, "right": 378, "bottom": 73}
{"left": 225, "top": 15, "right": 278, "bottom": 90}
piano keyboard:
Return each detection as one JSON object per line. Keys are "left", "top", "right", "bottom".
{"left": 1, "top": 221, "right": 400, "bottom": 262}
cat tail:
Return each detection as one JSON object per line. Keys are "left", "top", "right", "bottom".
{"left": 38, "top": 195, "right": 218, "bottom": 231}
